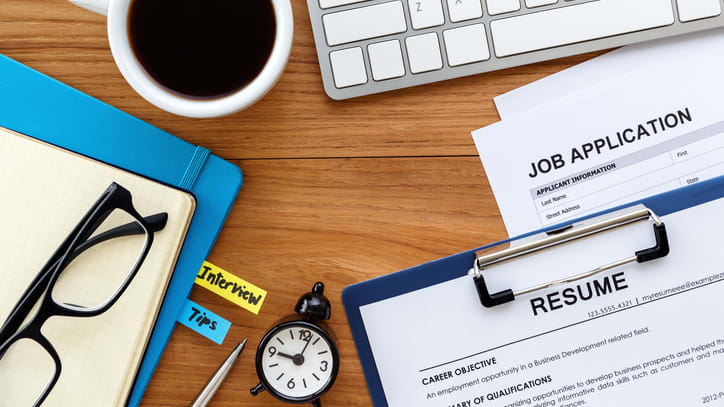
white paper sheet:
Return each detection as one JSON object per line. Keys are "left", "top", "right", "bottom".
{"left": 361, "top": 199, "right": 724, "bottom": 407}
{"left": 494, "top": 28, "right": 724, "bottom": 119}
{"left": 473, "top": 50, "right": 724, "bottom": 237}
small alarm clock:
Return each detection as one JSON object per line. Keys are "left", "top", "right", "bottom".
{"left": 250, "top": 282, "right": 339, "bottom": 407}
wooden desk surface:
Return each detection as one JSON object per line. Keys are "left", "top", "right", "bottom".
{"left": 0, "top": 1, "right": 602, "bottom": 405}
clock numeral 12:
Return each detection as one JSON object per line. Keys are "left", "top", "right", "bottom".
{"left": 299, "top": 329, "right": 312, "bottom": 341}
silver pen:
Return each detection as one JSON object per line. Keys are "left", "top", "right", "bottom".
{"left": 190, "top": 339, "right": 247, "bottom": 407}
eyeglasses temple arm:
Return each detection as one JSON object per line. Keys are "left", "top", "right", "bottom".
{"left": 81, "top": 212, "right": 168, "bottom": 246}
{"left": 0, "top": 213, "right": 168, "bottom": 349}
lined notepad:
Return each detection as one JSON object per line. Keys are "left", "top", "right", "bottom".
{"left": 0, "top": 126, "right": 195, "bottom": 406}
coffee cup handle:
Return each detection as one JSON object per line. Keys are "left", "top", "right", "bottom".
{"left": 69, "top": 0, "right": 110, "bottom": 16}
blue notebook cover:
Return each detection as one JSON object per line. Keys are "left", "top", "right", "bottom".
{"left": 0, "top": 54, "right": 243, "bottom": 406}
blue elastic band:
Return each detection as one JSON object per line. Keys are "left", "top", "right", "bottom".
{"left": 179, "top": 146, "right": 211, "bottom": 190}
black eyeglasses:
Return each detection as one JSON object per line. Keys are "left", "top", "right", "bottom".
{"left": 0, "top": 182, "right": 168, "bottom": 406}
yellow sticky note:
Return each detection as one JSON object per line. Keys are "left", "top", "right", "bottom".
{"left": 195, "top": 261, "right": 267, "bottom": 315}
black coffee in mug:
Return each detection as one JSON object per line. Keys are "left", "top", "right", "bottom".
{"left": 128, "top": 0, "right": 276, "bottom": 99}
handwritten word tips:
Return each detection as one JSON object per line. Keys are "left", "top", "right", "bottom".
{"left": 178, "top": 299, "right": 231, "bottom": 345}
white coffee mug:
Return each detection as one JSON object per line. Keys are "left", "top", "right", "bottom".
{"left": 71, "top": 0, "right": 293, "bottom": 118}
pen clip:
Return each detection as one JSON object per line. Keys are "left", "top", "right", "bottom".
{"left": 469, "top": 205, "right": 670, "bottom": 308}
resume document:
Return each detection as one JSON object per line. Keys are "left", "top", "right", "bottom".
{"left": 360, "top": 201, "right": 724, "bottom": 406}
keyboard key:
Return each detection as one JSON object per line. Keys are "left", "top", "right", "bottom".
{"left": 446, "top": 0, "right": 483, "bottom": 22}
{"left": 486, "top": 0, "right": 520, "bottom": 15}
{"left": 329, "top": 48, "right": 368, "bottom": 88}
{"left": 443, "top": 24, "right": 490, "bottom": 66}
{"left": 319, "top": 0, "right": 370, "bottom": 9}
{"left": 323, "top": 1, "right": 407, "bottom": 46}
{"left": 491, "top": 0, "right": 675, "bottom": 57}
{"left": 408, "top": 0, "right": 445, "bottom": 29}
{"left": 405, "top": 33, "right": 443, "bottom": 73}
{"left": 677, "top": 0, "right": 721, "bottom": 22}
{"left": 526, "top": 0, "right": 557, "bottom": 8}
{"left": 368, "top": 40, "right": 406, "bottom": 80}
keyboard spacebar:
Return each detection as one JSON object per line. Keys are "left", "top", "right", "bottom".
{"left": 490, "top": 0, "right": 675, "bottom": 57}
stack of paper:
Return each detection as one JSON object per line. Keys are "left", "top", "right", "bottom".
{"left": 472, "top": 29, "right": 724, "bottom": 237}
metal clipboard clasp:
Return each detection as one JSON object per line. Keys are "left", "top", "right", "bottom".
{"left": 469, "top": 205, "right": 670, "bottom": 308}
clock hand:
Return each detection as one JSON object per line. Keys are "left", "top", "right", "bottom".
{"left": 300, "top": 338, "right": 311, "bottom": 356}
{"left": 278, "top": 351, "right": 306, "bottom": 366}
{"left": 277, "top": 352, "right": 296, "bottom": 360}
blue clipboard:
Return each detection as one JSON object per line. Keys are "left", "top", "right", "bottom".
{"left": 0, "top": 54, "right": 242, "bottom": 406}
{"left": 343, "top": 175, "right": 724, "bottom": 407}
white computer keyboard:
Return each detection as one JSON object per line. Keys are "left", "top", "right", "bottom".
{"left": 306, "top": 0, "right": 724, "bottom": 100}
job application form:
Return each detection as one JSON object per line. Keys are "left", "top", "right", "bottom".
{"left": 473, "top": 52, "right": 724, "bottom": 236}
{"left": 360, "top": 199, "right": 724, "bottom": 407}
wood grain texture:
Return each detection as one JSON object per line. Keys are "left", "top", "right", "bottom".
{"left": 143, "top": 157, "right": 507, "bottom": 407}
{"left": 0, "top": 0, "right": 604, "bottom": 161}
{"left": 0, "top": 1, "right": 598, "bottom": 406}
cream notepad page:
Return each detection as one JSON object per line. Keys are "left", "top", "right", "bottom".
{"left": 0, "top": 127, "right": 195, "bottom": 406}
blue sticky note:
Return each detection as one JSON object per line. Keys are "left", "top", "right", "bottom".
{"left": 178, "top": 300, "right": 231, "bottom": 345}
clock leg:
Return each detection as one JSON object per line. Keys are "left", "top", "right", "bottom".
{"left": 250, "top": 383, "right": 265, "bottom": 396}
{"left": 312, "top": 400, "right": 322, "bottom": 407}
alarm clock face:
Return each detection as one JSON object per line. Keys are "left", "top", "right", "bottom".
{"left": 257, "top": 321, "right": 339, "bottom": 402}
